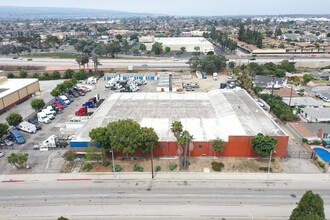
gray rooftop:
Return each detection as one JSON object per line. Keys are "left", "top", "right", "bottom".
{"left": 301, "top": 108, "right": 330, "bottom": 119}
{"left": 303, "top": 122, "right": 330, "bottom": 134}
{"left": 282, "top": 97, "right": 324, "bottom": 107}
{"left": 75, "top": 89, "right": 286, "bottom": 142}
{"left": 0, "top": 78, "right": 38, "bottom": 99}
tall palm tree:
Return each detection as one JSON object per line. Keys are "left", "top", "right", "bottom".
{"left": 75, "top": 56, "right": 82, "bottom": 70}
{"left": 171, "top": 121, "right": 183, "bottom": 139}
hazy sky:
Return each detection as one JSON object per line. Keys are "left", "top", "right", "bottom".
{"left": 1, "top": 0, "right": 329, "bottom": 16}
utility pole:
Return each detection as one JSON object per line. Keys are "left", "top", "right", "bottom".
{"left": 151, "top": 148, "right": 154, "bottom": 179}
{"left": 269, "top": 75, "right": 275, "bottom": 113}
{"left": 111, "top": 150, "right": 115, "bottom": 172}
{"left": 288, "top": 86, "right": 293, "bottom": 107}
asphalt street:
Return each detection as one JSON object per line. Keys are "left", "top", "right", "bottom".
{"left": 0, "top": 177, "right": 329, "bottom": 219}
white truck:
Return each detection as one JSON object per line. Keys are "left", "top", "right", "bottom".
{"left": 59, "top": 95, "right": 71, "bottom": 105}
{"left": 37, "top": 112, "right": 51, "bottom": 124}
{"left": 45, "top": 106, "right": 56, "bottom": 115}
{"left": 86, "top": 77, "right": 97, "bottom": 84}
{"left": 17, "top": 121, "right": 37, "bottom": 134}
{"left": 34, "top": 135, "right": 68, "bottom": 150}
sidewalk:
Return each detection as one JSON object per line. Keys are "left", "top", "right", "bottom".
{"left": 1, "top": 172, "right": 330, "bottom": 183}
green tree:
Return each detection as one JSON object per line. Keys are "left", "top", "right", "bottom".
{"left": 32, "top": 73, "right": 39, "bottom": 79}
{"left": 165, "top": 46, "right": 171, "bottom": 53}
{"left": 7, "top": 73, "right": 15, "bottom": 78}
{"left": 200, "top": 54, "right": 227, "bottom": 74}
{"left": 57, "top": 217, "right": 69, "bottom": 220}
{"left": 62, "top": 151, "right": 76, "bottom": 162}
{"left": 133, "top": 49, "right": 140, "bottom": 56}
{"left": 180, "top": 47, "right": 186, "bottom": 53}
{"left": 139, "top": 43, "right": 146, "bottom": 51}
{"left": 251, "top": 133, "right": 278, "bottom": 157}
{"left": 289, "top": 190, "right": 325, "bottom": 220}
{"left": 303, "top": 74, "right": 314, "bottom": 84}
{"left": 139, "top": 127, "right": 159, "bottom": 155}
{"left": 75, "top": 56, "right": 82, "bottom": 69}
{"left": 51, "top": 71, "right": 61, "bottom": 80}
{"left": 19, "top": 70, "right": 28, "bottom": 78}
{"left": 188, "top": 56, "right": 201, "bottom": 71}
{"left": 7, "top": 153, "right": 29, "bottom": 169}
{"left": 0, "top": 123, "right": 9, "bottom": 138}
{"left": 170, "top": 121, "right": 183, "bottom": 139}
{"left": 115, "top": 34, "right": 123, "bottom": 42}
{"left": 151, "top": 42, "right": 163, "bottom": 56}
{"left": 228, "top": 61, "right": 236, "bottom": 69}
{"left": 211, "top": 138, "right": 225, "bottom": 153}
{"left": 278, "top": 43, "right": 285, "bottom": 49}
{"left": 85, "top": 147, "right": 103, "bottom": 163}
{"left": 50, "top": 89, "right": 61, "bottom": 97}
{"left": 30, "top": 98, "right": 45, "bottom": 112}
{"left": 6, "top": 112, "right": 23, "bottom": 127}
{"left": 89, "top": 127, "right": 109, "bottom": 148}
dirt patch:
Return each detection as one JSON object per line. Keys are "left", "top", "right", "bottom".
{"left": 81, "top": 156, "right": 284, "bottom": 173}
{"left": 0, "top": 65, "right": 45, "bottom": 71}
{"left": 181, "top": 72, "right": 230, "bottom": 92}
{"left": 60, "top": 161, "right": 74, "bottom": 173}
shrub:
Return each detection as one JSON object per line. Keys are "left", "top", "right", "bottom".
{"left": 81, "top": 163, "right": 93, "bottom": 172}
{"left": 7, "top": 73, "right": 15, "bottom": 78}
{"left": 169, "top": 162, "right": 178, "bottom": 171}
{"left": 317, "top": 161, "right": 325, "bottom": 169}
{"left": 271, "top": 158, "right": 276, "bottom": 163}
{"left": 113, "top": 164, "right": 122, "bottom": 172}
{"left": 259, "top": 167, "right": 272, "bottom": 172}
{"left": 155, "top": 165, "right": 161, "bottom": 172}
{"left": 133, "top": 164, "right": 144, "bottom": 172}
{"left": 211, "top": 161, "right": 224, "bottom": 172}
{"left": 102, "top": 160, "right": 110, "bottom": 167}
{"left": 302, "top": 138, "right": 308, "bottom": 143}
{"left": 312, "top": 140, "right": 321, "bottom": 145}
{"left": 63, "top": 151, "right": 76, "bottom": 162}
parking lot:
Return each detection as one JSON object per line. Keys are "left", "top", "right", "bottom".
{"left": 0, "top": 78, "right": 112, "bottom": 174}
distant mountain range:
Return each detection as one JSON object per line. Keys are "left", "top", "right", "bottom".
{"left": 0, "top": 6, "right": 162, "bottom": 19}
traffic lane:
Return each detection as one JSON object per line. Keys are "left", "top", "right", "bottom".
{"left": 1, "top": 180, "right": 330, "bottom": 205}
{"left": 1, "top": 180, "right": 330, "bottom": 219}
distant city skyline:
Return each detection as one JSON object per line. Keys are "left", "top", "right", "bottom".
{"left": 1, "top": 0, "right": 330, "bottom": 16}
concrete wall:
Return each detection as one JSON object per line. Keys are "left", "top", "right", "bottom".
{"left": 70, "top": 135, "right": 289, "bottom": 158}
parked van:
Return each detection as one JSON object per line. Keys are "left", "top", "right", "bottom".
{"left": 45, "top": 106, "right": 56, "bottom": 115}
{"left": 9, "top": 130, "right": 25, "bottom": 144}
{"left": 41, "top": 109, "right": 55, "bottom": 120}
{"left": 37, "top": 112, "right": 51, "bottom": 124}
{"left": 17, "top": 121, "right": 37, "bottom": 134}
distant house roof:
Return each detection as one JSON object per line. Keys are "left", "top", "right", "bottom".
{"left": 303, "top": 122, "right": 330, "bottom": 135}
{"left": 282, "top": 97, "right": 323, "bottom": 107}
{"left": 301, "top": 108, "right": 330, "bottom": 121}
{"left": 273, "top": 88, "right": 299, "bottom": 98}
{"left": 253, "top": 75, "right": 286, "bottom": 88}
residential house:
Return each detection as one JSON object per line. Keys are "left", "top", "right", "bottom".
{"left": 253, "top": 75, "right": 287, "bottom": 89}
{"left": 300, "top": 108, "right": 330, "bottom": 122}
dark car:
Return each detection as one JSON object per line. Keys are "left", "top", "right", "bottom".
{"left": 0, "top": 136, "right": 14, "bottom": 149}
{"left": 28, "top": 116, "right": 42, "bottom": 130}
{"left": 27, "top": 58, "right": 33, "bottom": 61}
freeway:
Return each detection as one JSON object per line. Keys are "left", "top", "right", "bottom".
{"left": 0, "top": 176, "right": 330, "bottom": 219}
{"left": 1, "top": 57, "right": 330, "bottom": 70}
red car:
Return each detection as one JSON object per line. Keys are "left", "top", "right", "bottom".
{"left": 53, "top": 101, "right": 64, "bottom": 110}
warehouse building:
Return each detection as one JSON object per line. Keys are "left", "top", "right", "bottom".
{"left": 70, "top": 89, "right": 289, "bottom": 157}
{"left": 0, "top": 77, "right": 40, "bottom": 114}
{"left": 145, "top": 37, "right": 214, "bottom": 53}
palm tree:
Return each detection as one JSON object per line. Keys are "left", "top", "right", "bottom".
{"left": 171, "top": 121, "right": 183, "bottom": 139}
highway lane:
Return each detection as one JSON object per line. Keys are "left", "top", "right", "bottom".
{"left": 1, "top": 57, "right": 330, "bottom": 69}
{"left": 0, "top": 179, "right": 329, "bottom": 219}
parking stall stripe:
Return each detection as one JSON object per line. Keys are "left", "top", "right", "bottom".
{"left": 56, "top": 178, "right": 92, "bottom": 181}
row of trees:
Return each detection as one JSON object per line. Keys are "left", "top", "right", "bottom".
{"left": 50, "top": 78, "right": 78, "bottom": 97}
{"left": 204, "top": 27, "right": 237, "bottom": 52}
{"left": 188, "top": 54, "right": 227, "bottom": 74}
{"left": 238, "top": 24, "right": 263, "bottom": 48}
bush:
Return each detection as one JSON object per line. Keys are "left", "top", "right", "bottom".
{"left": 98, "top": 71, "right": 105, "bottom": 78}
{"left": 312, "top": 140, "right": 321, "bottom": 145}
{"left": 271, "top": 158, "right": 276, "bottom": 163}
{"left": 211, "top": 161, "right": 224, "bottom": 172}
{"left": 317, "top": 161, "right": 325, "bottom": 169}
{"left": 63, "top": 151, "right": 76, "bottom": 162}
{"left": 7, "top": 73, "right": 15, "bottom": 78}
{"left": 113, "top": 164, "right": 122, "bottom": 172}
{"left": 81, "top": 163, "right": 93, "bottom": 172}
{"left": 102, "top": 160, "right": 110, "bottom": 167}
{"left": 302, "top": 138, "right": 308, "bottom": 143}
{"left": 169, "top": 162, "right": 178, "bottom": 171}
{"left": 259, "top": 167, "right": 272, "bottom": 172}
{"left": 155, "top": 165, "right": 161, "bottom": 172}
{"left": 133, "top": 164, "right": 144, "bottom": 172}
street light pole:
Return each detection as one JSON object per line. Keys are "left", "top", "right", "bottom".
{"left": 268, "top": 150, "right": 275, "bottom": 173}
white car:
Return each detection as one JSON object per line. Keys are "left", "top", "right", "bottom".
{"left": 0, "top": 152, "right": 5, "bottom": 158}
